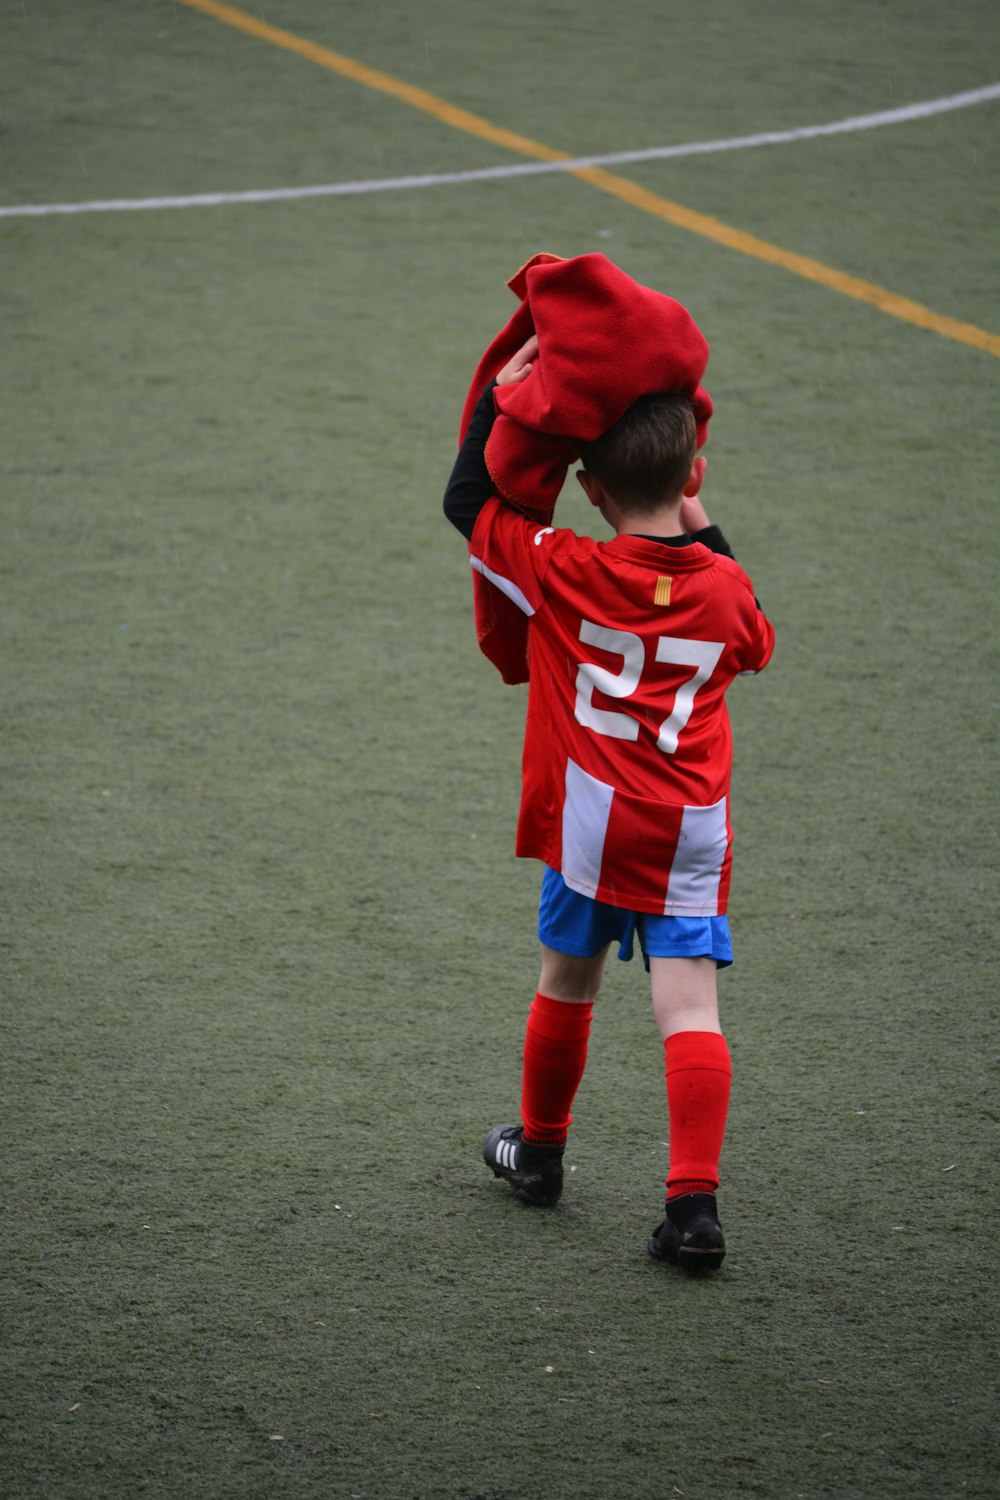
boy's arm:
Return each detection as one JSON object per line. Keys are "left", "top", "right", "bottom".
{"left": 679, "top": 492, "right": 735, "bottom": 559}
{"left": 682, "top": 492, "right": 770, "bottom": 626}
{"left": 443, "top": 335, "right": 539, "bottom": 542}
{"left": 442, "top": 381, "right": 499, "bottom": 542}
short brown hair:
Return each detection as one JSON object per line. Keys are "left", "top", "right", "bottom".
{"left": 577, "top": 392, "right": 697, "bottom": 514}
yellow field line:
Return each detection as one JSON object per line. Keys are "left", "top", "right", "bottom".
{"left": 177, "top": 0, "right": 1000, "bottom": 358}
{"left": 572, "top": 166, "right": 1000, "bottom": 355}
{"left": 176, "top": 0, "right": 571, "bottom": 164}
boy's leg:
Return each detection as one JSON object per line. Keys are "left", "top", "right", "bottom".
{"left": 650, "top": 956, "right": 730, "bottom": 1195}
{"left": 483, "top": 945, "right": 606, "bottom": 1204}
{"left": 518, "top": 945, "right": 607, "bottom": 1145}
{"left": 648, "top": 955, "right": 731, "bottom": 1269}
{"left": 485, "top": 870, "right": 620, "bottom": 1206}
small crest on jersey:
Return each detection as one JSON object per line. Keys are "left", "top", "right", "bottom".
{"left": 654, "top": 575, "right": 673, "bottom": 607}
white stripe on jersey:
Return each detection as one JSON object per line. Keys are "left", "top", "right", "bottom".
{"left": 469, "top": 554, "right": 536, "bottom": 617}
{"left": 664, "top": 797, "right": 727, "bottom": 915}
{"left": 561, "top": 759, "right": 615, "bottom": 899}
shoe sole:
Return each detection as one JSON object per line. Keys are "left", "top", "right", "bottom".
{"left": 656, "top": 1244, "right": 725, "bottom": 1271}
{"left": 647, "top": 1230, "right": 725, "bottom": 1272}
{"left": 488, "top": 1165, "right": 562, "bottom": 1206}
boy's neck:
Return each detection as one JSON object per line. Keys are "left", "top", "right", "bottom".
{"left": 612, "top": 499, "right": 684, "bottom": 538}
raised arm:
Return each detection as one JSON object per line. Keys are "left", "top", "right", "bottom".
{"left": 443, "top": 337, "right": 539, "bottom": 541}
{"left": 679, "top": 491, "right": 736, "bottom": 560}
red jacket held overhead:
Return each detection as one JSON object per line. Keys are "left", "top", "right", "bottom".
{"left": 460, "top": 252, "right": 713, "bottom": 684}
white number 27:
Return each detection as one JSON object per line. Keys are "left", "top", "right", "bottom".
{"left": 574, "top": 620, "right": 724, "bottom": 756}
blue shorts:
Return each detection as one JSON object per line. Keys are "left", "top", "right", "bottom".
{"left": 537, "top": 866, "right": 733, "bottom": 968}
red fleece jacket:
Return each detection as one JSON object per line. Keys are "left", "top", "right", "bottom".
{"left": 460, "top": 252, "right": 713, "bottom": 684}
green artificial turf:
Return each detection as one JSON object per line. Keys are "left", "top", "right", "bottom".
{"left": 1, "top": 2, "right": 998, "bottom": 1496}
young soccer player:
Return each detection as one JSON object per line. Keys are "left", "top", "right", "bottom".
{"left": 443, "top": 331, "right": 774, "bottom": 1271}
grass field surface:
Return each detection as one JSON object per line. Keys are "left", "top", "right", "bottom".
{"left": 2, "top": 2, "right": 998, "bottom": 1496}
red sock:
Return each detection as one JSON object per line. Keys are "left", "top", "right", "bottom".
{"left": 664, "top": 1030, "right": 732, "bottom": 1198}
{"left": 520, "top": 992, "right": 594, "bottom": 1146}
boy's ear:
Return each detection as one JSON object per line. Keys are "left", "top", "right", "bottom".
{"left": 683, "top": 455, "right": 708, "bottom": 498}
{"left": 576, "top": 469, "right": 604, "bottom": 509}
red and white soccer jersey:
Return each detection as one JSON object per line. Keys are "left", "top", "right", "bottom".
{"left": 469, "top": 499, "right": 775, "bottom": 917}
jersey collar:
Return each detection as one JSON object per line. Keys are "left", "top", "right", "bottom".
{"left": 605, "top": 534, "right": 716, "bottom": 569}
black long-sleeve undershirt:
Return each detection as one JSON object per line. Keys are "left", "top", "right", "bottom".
{"left": 443, "top": 381, "right": 737, "bottom": 560}
{"left": 442, "top": 384, "right": 501, "bottom": 541}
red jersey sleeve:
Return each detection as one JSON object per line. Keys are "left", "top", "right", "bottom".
{"left": 468, "top": 497, "right": 576, "bottom": 619}
{"left": 713, "top": 554, "right": 775, "bottom": 675}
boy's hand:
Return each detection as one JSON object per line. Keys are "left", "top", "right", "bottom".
{"left": 679, "top": 494, "right": 711, "bottom": 533}
{"left": 496, "top": 334, "right": 539, "bottom": 385}
{"left": 679, "top": 460, "right": 710, "bottom": 532}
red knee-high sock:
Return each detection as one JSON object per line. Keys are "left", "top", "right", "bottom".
{"left": 520, "top": 992, "right": 594, "bottom": 1147}
{"left": 664, "top": 1030, "right": 732, "bottom": 1198}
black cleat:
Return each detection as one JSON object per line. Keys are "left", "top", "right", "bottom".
{"left": 483, "top": 1123, "right": 564, "bottom": 1206}
{"left": 648, "top": 1192, "right": 726, "bottom": 1271}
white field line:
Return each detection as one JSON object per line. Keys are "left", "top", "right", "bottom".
{"left": 2, "top": 82, "right": 998, "bottom": 220}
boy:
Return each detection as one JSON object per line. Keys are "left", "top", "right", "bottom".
{"left": 443, "top": 333, "right": 774, "bottom": 1271}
